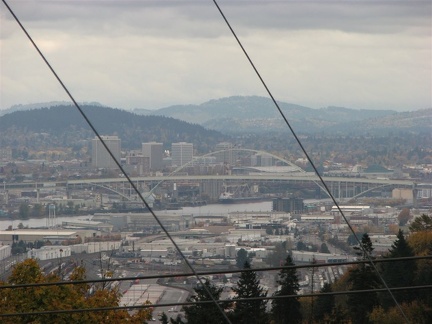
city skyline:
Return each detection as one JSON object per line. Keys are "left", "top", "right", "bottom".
{"left": 1, "top": 1, "right": 430, "bottom": 112}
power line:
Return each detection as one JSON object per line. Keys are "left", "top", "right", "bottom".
{"left": 211, "top": 1, "right": 408, "bottom": 322}
{"left": 1, "top": 255, "right": 430, "bottom": 290}
{"left": 0, "top": 1, "right": 420, "bottom": 322}
{"left": 1, "top": 1, "right": 231, "bottom": 323}
{"left": 1, "top": 284, "right": 430, "bottom": 318}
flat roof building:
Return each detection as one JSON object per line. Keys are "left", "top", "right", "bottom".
{"left": 142, "top": 142, "right": 164, "bottom": 171}
{"left": 215, "top": 142, "right": 237, "bottom": 165}
{"left": 92, "top": 136, "right": 121, "bottom": 169}
{"left": 171, "top": 142, "right": 193, "bottom": 168}
{"left": 0, "top": 230, "right": 78, "bottom": 244}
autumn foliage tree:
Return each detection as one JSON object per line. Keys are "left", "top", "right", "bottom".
{"left": 0, "top": 259, "right": 152, "bottom": 324}
{"left": 397, "top": 208, "right": 411, "bottom": 226}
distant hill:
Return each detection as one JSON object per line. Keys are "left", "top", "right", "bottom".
{"left": 0, "top": 105, "right": 226, "bottom": 151}
{"left": 0, "top": 101, "right": 105, "bottom": 117}
{"left": 134, "top": 96, "right": 429, "bottom": 134}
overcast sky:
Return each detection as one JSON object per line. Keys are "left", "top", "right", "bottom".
{"left": 1, "top": 0, "right": 431, "bottom": 111}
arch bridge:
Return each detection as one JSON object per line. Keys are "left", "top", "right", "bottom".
{"left": 63, "top": 148, "right": 421, "bottom": 203}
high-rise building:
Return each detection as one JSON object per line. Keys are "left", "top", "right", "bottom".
{"left": 91, "top": 136, "right": 121, "bottom": 168}
{"left": 215, "top": 142, "right": 237, "bottom": 165}
{"left": 171, "top": 142, "right": 193, "bottom": 167}
{"left": 273, "top": 197, "right": 304, "bottom": 213}
{"left": 251, "top": 153, "right": 273, "bottom": 167}
{"left": 142, "top": 142, "right": 164, "bottom": 171}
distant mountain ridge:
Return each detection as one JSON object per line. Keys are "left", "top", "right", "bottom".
{"left": 132, "top": 96, "right": 429, "bottom": 134}
{"left": 2, "top": 96, "right": 430, "bottom": 137}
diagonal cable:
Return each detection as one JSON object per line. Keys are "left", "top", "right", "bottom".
{"left": 2, "top": 1, "right": 231, "bottom": 322}
{"left": 211, "top": 0, "right": 408, "bottom": 322}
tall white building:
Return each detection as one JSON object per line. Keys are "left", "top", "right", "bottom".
{"left": 171, "top": 142, "right": 193, "bottom": 167}
{"left": 142, "top": 142, "right": 164, "bottom": 171}
{"left": 215, "top": 142, "right": 237, "bottom": 165}
{"left": 91, "top": 136, "right": 121, "bottom": 168}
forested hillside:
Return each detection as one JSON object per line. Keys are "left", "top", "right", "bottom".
{"left": 0, "top": 105, "right": 227, "bottom": 151}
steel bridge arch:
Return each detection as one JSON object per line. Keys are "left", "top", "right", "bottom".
{"left": 147, "top": 148, "right": 307, "bottom": 195}
{"left": 69, "top": 182, "right": 134, "bottom": 201}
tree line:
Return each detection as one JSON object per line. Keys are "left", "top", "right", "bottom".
{"left": 164, "top": 214, "right": 431, "bottom": 323}
{"left": 0, "top": 214, "right": 431, "bottom": 323}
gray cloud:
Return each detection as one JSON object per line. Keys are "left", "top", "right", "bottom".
{"left": 1, "top": 0, "right": 430, "bottom": 111}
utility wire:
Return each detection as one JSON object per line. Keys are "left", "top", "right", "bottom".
{"left": 1, "top": 284, "right": 430, "bottom": 318}
{"left": 1, "top": 1, "right": 231, "bottom": 323}
{"left": 0, "top": 1, "right": 417, "bottom": 321}
{"left": 1, "top": 255, "right": 430, "bottom": 290}
{"left": 211, "top": 1, "right": 408, "bottom": 322}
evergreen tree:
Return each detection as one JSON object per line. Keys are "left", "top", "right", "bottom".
{"left": 409, "top": 213, "right": 432, "bottom": 232}
{"left": 313, "top": 283, "right": 335, "bottom": 321}
{"left": 159, "top": 312, "right": 169, "bottom": 324}
{"left": 267, "top": 242, "right": 288, "bottom": 267}
{"left": 348, "top": 233, "right": 380, "bottom": 324}
{"left": 320, "top": 242, "right": 331, "bottom": 254}
{"left": 18, "top": 203, "right": 30, "bottom": 219}
{"left": 271, "top": 255, "right": 302, "bottom": 324}
{"left": 236, "top": 248, "right": 250, "bottom": 269}
{"left": 183, "top": 280, "right": 230, "bottom": 324}
{"left": 352, "top": 232, "right": 374, "bottom": 260}
{"left": 380, "top": 229, "right": 416, "bottom": 308}
{"left": 231, "top": 261, "right": 268, "bottom": 324}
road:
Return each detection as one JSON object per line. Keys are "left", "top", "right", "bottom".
{"left": 154, "top": 288, "right": 189, "bottom": 323}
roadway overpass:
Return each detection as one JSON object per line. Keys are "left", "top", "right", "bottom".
{"left": 4, "top": 174, "right": 428, "bottom": 203}
{"left": 65, "top": 174, "right": 420, "bottom": 202}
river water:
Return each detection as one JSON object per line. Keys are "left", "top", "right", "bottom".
{"left": 0, "top": 201, "right": 274, "bottom": 231}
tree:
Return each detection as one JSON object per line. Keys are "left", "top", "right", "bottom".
{"left": 353, "top": 232, "right": 374, "bottom": 260}
{"left": 380, "top": 229, "right": 416, "bottom": 308}
{"left": 0, "top": 259, "right": 153, "bottom": 324}
{"left": 296, "top": 241, "right": 307, "bottom": 251}
{"left": 319, "top": 242, "right": 331, "bottom": 254}
{"left": 347, "top": 232, "right": 365, "bottom": 246}
{"left": 31, "top": 203, "right": 44, "bottom": 217}
{"left": 313, "top": 283, "right": 335, "bottom": 322}
{"left": 267, "top": 242, "right": 288, "bottom": 267}
{"left": 170, "top": 314, "right": 185, "bottom": 324}
{"left": 409, "top": 214, "right": 432, "bottom": 232}
{"left": 407, "top": 222, "right": 432, "bottom": 310}
{"left": 271, "top": 255, "right": 302, "bottom": 324}
{"left": 159, "top": 312, "right": 169, "bottom": 324}
{"left": 398, "top": 208, "right": 411, "bottom": 226}
{"left": 18, "top": 203, "right": 29, "bottom": 219}
{"left": 11, "top": 240, "right": 27, "bottom": 255}
{"left": 347, "top": 233, "right": 380, "bottom": 324}
{"left": 231, "top": 261, "right": 268, "bottom": 324}
{"left": 369, "top": 300, "right": 431, "bottom": 324}
{"left": 183, "top": 280, "right": 230, "bottom": 324}
{"left": 236, "top": 248, "right": 249, "bottom": 269}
